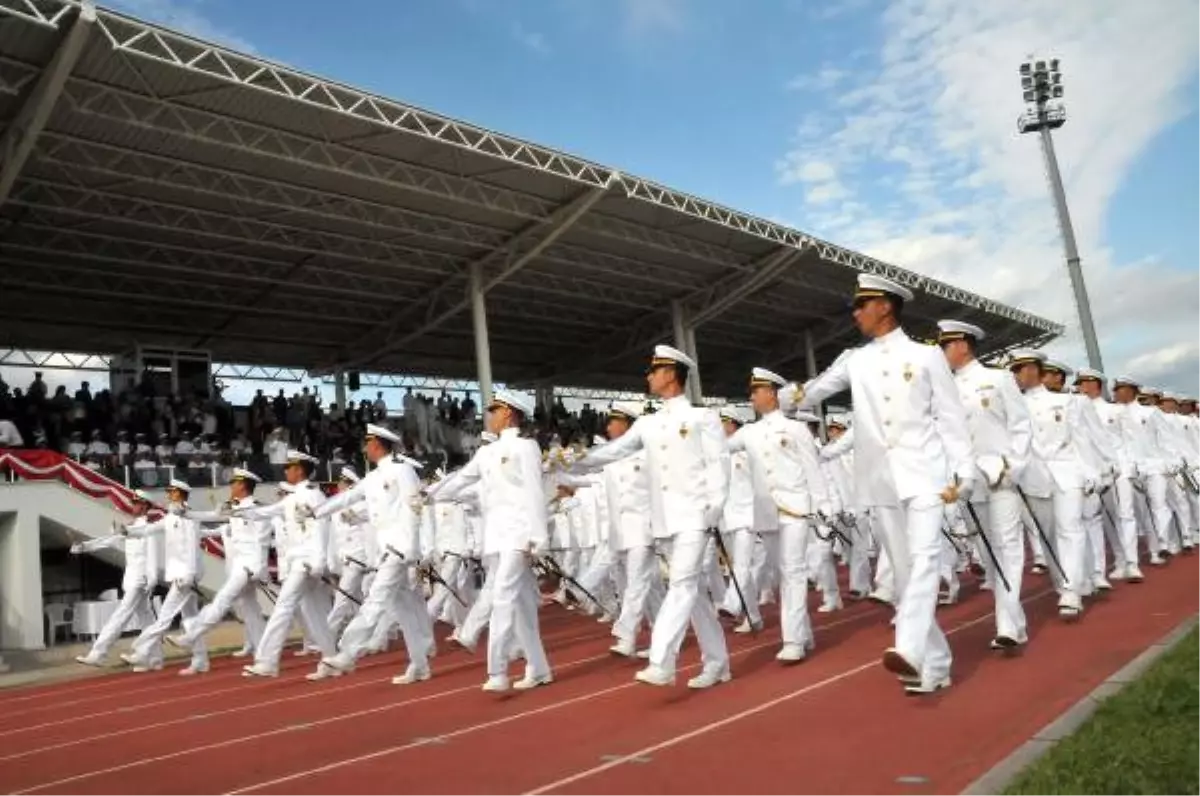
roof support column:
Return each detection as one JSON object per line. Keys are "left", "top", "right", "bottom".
{"left": 803, "top": 327, "right": 825, "bottom": 439}
{"left": 333, "top": 369, "right": 347, "bottom": 413}
{"left": 671, "top": 299, "right": 703, "bottom": 404}
{"left": 0, "top": 0, "right": 94, "bottom": 208}
{"left": 469, "top": 261, "right": 494, "bottom": 408}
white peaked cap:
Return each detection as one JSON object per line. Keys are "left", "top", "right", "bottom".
{"left": 338, "top": 466, "right": 360, "bottom": 483}
{"left": 1074, "top": 367, "right": 1103, "bottom": 382}
{"left": 855, "top": 273, "right": 914, "bottom": 303}
{"left": 936, "top": 320, "right": 985, "bottom": 342}
{"left": 489, "top": 388, "right": 536, "bottom": 416}
{"left": 609, "top": 399, "right": 645, "bottom": 419}
{"left": 365, "top": 423, "right": 402, "bottom": 445}
{"left": 230, "top": 467, "right": 261, "bottom": 483}
{"left": 794, "top": 411, "right": 821, "bottom": 424}
{"left": 1007, "top": 349, "right": 1046, "bottom": 368}
{"left": 650, "top": 344, "right": 696, "bottom": 370}
{"left": 750, "top": 367, "right": 787, "bottom": 388}
{"left": 285, "top": 449, "right": 319, "bottom": 465}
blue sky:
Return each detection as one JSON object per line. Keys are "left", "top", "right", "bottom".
{"left": 9, "top": 0, "right": 1195, "bottom": 402}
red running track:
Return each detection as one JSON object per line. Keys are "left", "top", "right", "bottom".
{"left": 0, "top": 559, "right": 1194, "bottom": 795}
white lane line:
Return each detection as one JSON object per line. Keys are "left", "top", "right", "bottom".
{"left": 524, "top": 589, "right": 1057, "bottom": 794}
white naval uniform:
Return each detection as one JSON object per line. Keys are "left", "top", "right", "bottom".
{"left": 728, "top": 409, "right": 830, "bottom": 658}
{"left": 1158, "top": 411, "right": 1197, "bottom": 549}
{"left": 1022, "top": 386, "right": 1108, "bottom": 611}
{"left": 327, "top": 504, "right": 371, "bottom": 636}
{"left": 601, "top": 450, "right": 664, "bottom": 651}
{"left": 719, "top": 448, "right": 760, "bottom": 626}
{"left": 241, "top": 480, "right": 337, "bottom": 674}
{"left": 176, "top": 499, "right": 272, "bottom": 652}
{"left": 74, "top": 526, "right": 158, "bottom": 663}
{"left": 429, "top": 427, "right": 552, "bottom": 686}
{"left": 318, "top": 456, "right": 434, "bottom": 676}
{"left": 428, "top": 499, "right": 477, "bottom": 630}
{"left": 952, "top": 359, "right": 1032, "bottom": 643}
{"left": 1170, "top": 411, "right": 1200, "bottom": 545}
{"left": 801, "top": 328, "right": 974, "bottom": 688}
{"left": 1089, "top": 398, "right": 1141, "bottom": 576}
{"left": 574, "top": 394, "right": 731, "bottom": 683}
{"left": 1117, "top": 401, "right": 1175, "bottom": 559}
{"left": 125, "top": 507, "right": 208, "bottom": 672}
{"left": 819, "top": 437, "right": 874, "bottom": 597}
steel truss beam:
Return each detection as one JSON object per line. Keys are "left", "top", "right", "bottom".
{"left": 331, "top": 181, "right": 616, "bottom": 372}
{"left": 0, "top": 6, "right": 1062, "bottom": 336}
{"left": 0, "top": 347, "right": 111, "bottom": 371}
{"left": 0, "top": 0, "right": 92, "bottom": 206}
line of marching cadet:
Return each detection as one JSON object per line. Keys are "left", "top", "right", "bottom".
{"left": 72, "top": 272, "right": 1199, "bottom": 696}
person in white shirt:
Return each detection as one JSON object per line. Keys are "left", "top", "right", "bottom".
{"left": 798, "top": 275, "right": 974, "bottom": 695}
{"left": 168, "top": 469, "right": 272, "bottom": 657}
{"left": 325, "top": 467, "right": 371, "bottom": 638}
{"left": 73, "top": 490, "right": 159, "bottom": 666}
{"left": 821, "top": 415, "right": 874, "bottom": 598}
{"left": 1155, "top": 393, "right": 1197, "bottom": 551}
{"left": 314, "top": 425, "right": 434, "bottom": 685}
{"left": 728, "top": 367, "right": 831, "bottom": 663}
{"left": 0, "top": 417, "right": 22, "bottom": 448}
{"left": 426, "top": 390, "right": 553, "bottom": 692}
{"left": 119, "top": 479, "right": 209, "bottom": 675}
{"left": 571, "top": 346, "right": 732, "bottom": 691}
{"left": 236, "top": 451, "right": 337, "bottom": 678}
{"left": 937, "top": 321, "right": 1033, "bottom": 649}
{"left": 717, "top": 406, "right": 761, "bottom": 632}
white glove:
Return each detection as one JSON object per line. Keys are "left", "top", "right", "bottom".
{"left": 976, "top": 455, "right": 1006, "bottom": 489}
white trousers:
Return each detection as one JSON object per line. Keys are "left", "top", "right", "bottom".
{"left": 648, "top": 531, "right": 728, "bottom": 677}
{"left": 255, "top": 566, "right": 336, "bottom": 671}
{"left": 88, "top": 583, "right": 155, "bottom": 659}
{"left": 612, "top": 545, "right": 664, "bottom": 644}
{"left": 132, "top": 582, "right": 207, "bottom": 669}
{"left": 336, "top": 554, "right": 432, "bottom": 668}
{"left": 973, "top": 490, "right": 1026, "bottom": 642}
{"left": 1165, "top": 479, "right": 1192, "bottom": 549}
{"left": 873, "top": 496, "right": 950, "bottom": 683}
{"left": 1103, "top": 479, "right": 1139, "bottom": 569}
{"left": 459, "top": 553, "right": 498, "bottom": 647}
{"left": 577, "top": 544, "right": 619, "bottom": 614}
{"left": 427, "top": 556, "right": 475, "bottom": 629}
{"left": 183, "top": 567, "right": 266, "bottom": 650}
{"left": 1026, "top": 489, "right": 1086, "bottom": 608}
{"left": 1136, "top": 474, "right": 1172, "bottom": 553}
{"left": 777, "top": 517, "right": 814, "bottom": 648}
{"left": 327, "top": 564, "right": 367, "bottom": 638}
{"left": 488, "top": 550, "right": 550, "bottom": 680}
{"left": 721, "top": 529, "right": 762, "bottom": 624}
{"left": 844, "top": 515, "right": 874, "bottom": 596}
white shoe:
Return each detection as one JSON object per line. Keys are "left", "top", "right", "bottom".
{"left": 242, "top": 664, "right": 278, "bottom": 678}
{"left": 75, "top": 654, "right": 103, "bottom": 667}
{"left": 609, "top": 639, "right": 636, "bottom": 658}
{"left": 636, "top": 648, "right": 651, "bottom": 659}
{"left": 634, "top": 665, "right": 676, "bottom": 687}
{"left": 1093, "top": 576, "right": 1112, "bottom": 591}
{"left": 1149, "top": 554, "right": 1165, "bottom": 566}
{"left": 514, "top": 672, "right": 553, "bottom": 690}
{"left": 818, "top": 597, "right": 843, "bottom": 613}
{"left": 306, "top": 662, "right": 343, "bottom": 681}
{"left": 1058, "top": 605, "right": 1082, "bottom": 621}
{"left": 453, "top": 634, "right": 478, "bottom": 655}
{"left": 392, "top": 664, "right": 432, "bottom": 685}
{"left": 597, "top": 612, "right": 615, "bottom": 624}
{"left": 166, "top": 634, "right": 191, "bottom": 650}
{"left": 905, "top": 676, "right": 951, "bottom": 695}
{"left": 230, "top": 647, "right": 253, "bottom": 659}
{"left": 132, "top": 661, "right": 163, "bottom": 673}
{"left": 1108, "top": 567, "right": 1128, "bottom": 581}
{"left": 1126, "top": 565, "right": 1144, "bottom": 582}
{"left": 119, "top": 652, "right": 139, "bottom": 667}
{"left": 320, "top": 654, "right": 354, "bottom": 674}
{"left": 482, "top": 675, "right": 510, "bottom": 692}
{"left": 178, "top": 665, "right": 208, "bottom": 676}
{"left": 733, "top": 619, "right": 756, "bottom": 634}
{"left": 775, "top": 643, "right": 807, "bottom": 664}
{"left": 687, "top": 668, "right": 731, "bottom": 689}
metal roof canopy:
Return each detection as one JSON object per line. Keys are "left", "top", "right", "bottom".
{"left": 0, "top": 0, "right": 1063, "bottom": 399}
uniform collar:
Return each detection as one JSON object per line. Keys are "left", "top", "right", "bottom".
{"left": 499, "top": 427, "right": 520, "bottom": 439}
{"left": 1025, "top": 384, "right": 1046, "bottom": 396}
{"left": 663, "top": 394, "right": 691, "bottom": 410}
{"left": 871, "top": 326, "right": 907, "bottom": 346}
{"left": 955, "top": 357, "right": 983, "bottom": 376}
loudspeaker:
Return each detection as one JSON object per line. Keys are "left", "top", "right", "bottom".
{"left": 348, "top": 371, "right": 361, "bottom": 392}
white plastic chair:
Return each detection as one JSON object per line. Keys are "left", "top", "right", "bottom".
{"left": 43, "top": 603, "right": 74, "bottom": 647}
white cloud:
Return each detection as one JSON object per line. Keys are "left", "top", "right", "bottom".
{"left": 619, "top": 0, "right": 686, "bottom": 37}
{"left": 107, "top": 0, "right": 255, "bottom": 52}
{"left": 787, "top": 65, "right": 850, "bottom": 92}
{"left": 511, "top": 22, "right": 550, "bottom": 56}
{"left": 777, "top": 0, "right": 1200, "bottom": 394}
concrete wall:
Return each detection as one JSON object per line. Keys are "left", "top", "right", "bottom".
{"left": 0, "top": 481, "right": 230, "bottom": 651}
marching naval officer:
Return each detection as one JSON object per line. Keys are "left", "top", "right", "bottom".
{"left": 798, "top": 275, "right": 974, "bottom": 694}
{"left": 937, "top": 320, "right": 1032, "bottom": 649}
{"left": 425, "top": 389, "right": 554, "bottom": 692}
{"left": 314, "top": 424, "right": 434, "bottom": 685}
{"left": 570, "top": 345, "right": 732, "bottom": 690}
{"left": 727, "top": 367, "right": 830, "bottom": 663}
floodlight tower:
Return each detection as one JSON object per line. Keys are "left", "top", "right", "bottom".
{"left": 1017, "top": 57, "right": 1104, "bottom": 372}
